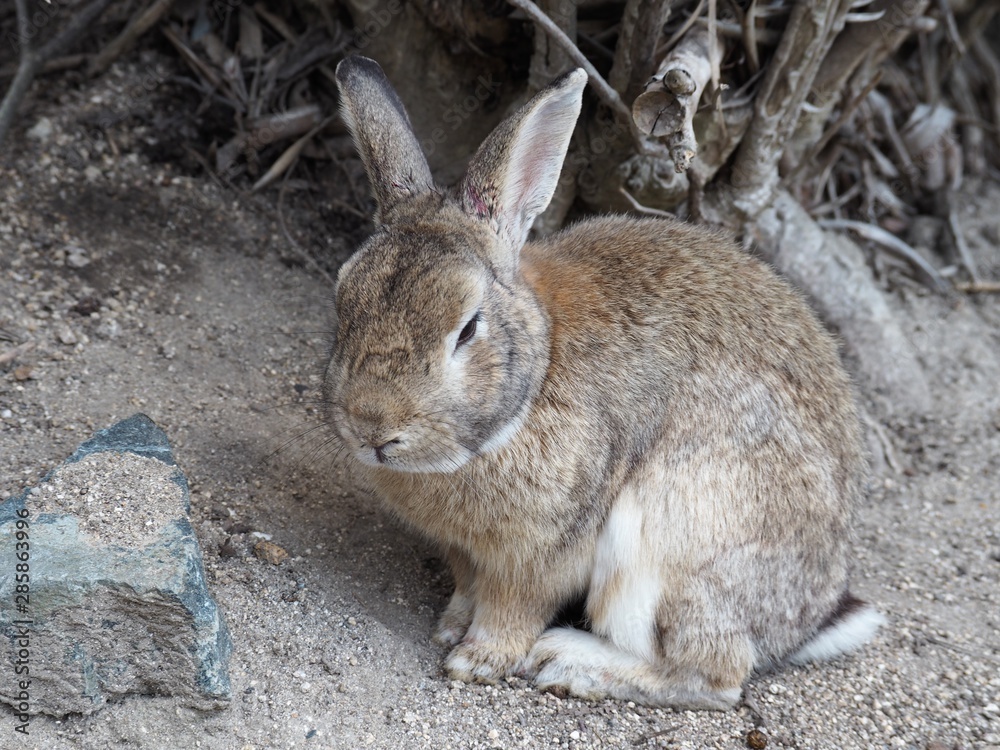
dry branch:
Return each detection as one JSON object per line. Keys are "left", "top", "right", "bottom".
{"left": 632, "top": 26, "right": 720, "bottom": 172}
{"left": 608, "top": 0, "right": 672, "bottom": 104}
{"left": 944, "top": 197, "right": 980, "bottom": 283}
{"left": 0, "top": 53, "right": 87, "bottom": 80}
{"left": 216, "top": 105, "right": 323, "bottom": 176}
{"left": 971, "top": 38, "right": 1000, "bottom": 155}
{"left": 88, "top": 0, "right": 177, "bottom": 77}
{"left": 818, "top": 218, "right": 950, "bottom": 292}
{"left": 812, "top": 0, "right": 931, "bottom": 106}
{"left": 720, "top": 0, "right": 854, "bottom": 221}
{"left": 956, "top": 281, "right": 1000, "bottom": 294}
{"left": 527, "top": 0, "right": 577, "bottom": 91}
{"left": 251, "top": 116, "right": 334, "bottom": 192}
{"left": 506, "top": 0, "right": 633, "bottom": 127}
{"left": 0, "top": 0, "right": 116, "bottom": 147}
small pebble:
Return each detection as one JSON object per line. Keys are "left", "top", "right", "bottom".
{"left": 57, "top": 327, "right": 78, "bottom": 346}
{"left": 65, "top": 246, "right": 90, "bottom": 269}
{"left": 253, "top": 540, "right": 288, "bottom": 565}
{"left": 27, "top": 117, "right": 53, "bottom": 141}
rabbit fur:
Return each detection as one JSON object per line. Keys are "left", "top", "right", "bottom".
{"left": 323, "top": 55, "right": 884, "bottom": 710}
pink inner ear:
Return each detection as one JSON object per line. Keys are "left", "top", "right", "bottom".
{"left": 509, "top": 139, "right": 555, "bottom": 218}
{"left": 466, "top": 184, "right": 490, "bottom": 218}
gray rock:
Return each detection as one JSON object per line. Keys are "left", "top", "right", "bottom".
{"left": 0, "top": 414, "right": 232, "bottom": 717}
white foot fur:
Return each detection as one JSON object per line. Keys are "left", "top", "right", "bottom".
{"left": 446, "top": 637, "right": 525, "bottom": 684}
{"left": 523, "top": 627, "right": 741, "bottom": 710}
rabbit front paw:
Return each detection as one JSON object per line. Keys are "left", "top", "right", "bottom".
{"left": 433, "top": 592, "right": 474, "bottom": 647}
{"left": 446, "top": 638, "right": 526, "bottom": 684}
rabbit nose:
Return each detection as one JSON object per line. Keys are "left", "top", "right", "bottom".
{"left": 372, "top": 438, "right": 402, "bottom": 464}
{"left": 344, "top": 399, "right": 404, "bottom": 456}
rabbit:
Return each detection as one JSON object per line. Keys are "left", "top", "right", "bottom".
{"left": 322, "top": 55, "right": 885, "bottom": 710}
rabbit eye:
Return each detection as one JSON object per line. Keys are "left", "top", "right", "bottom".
{"left": 456, "top": 313, "right": 479, "bottom": 349}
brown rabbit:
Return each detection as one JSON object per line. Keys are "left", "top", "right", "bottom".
{"left": 322, "top": 55, "right": 884, "bottom": 709}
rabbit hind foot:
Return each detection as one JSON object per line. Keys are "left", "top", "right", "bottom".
{"left": 524, "top": 627, "right": 743, "bottom": 710}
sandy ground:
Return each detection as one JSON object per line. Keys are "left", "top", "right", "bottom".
{"left": 1, "top": 58, "right": 999, "bottom": 750}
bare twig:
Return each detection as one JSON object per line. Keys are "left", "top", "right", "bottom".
{"left": 955, "top": 281, "right": 1000, "bottom": 294}
{"left": 527, "top": 0, "right": 577, "bottom": 91}
{"left": 707, "top": 0, "right": 719, "bottom": 98}
{"left": 161, "top": 24, "right": 227, "bottom": 92}
{"left": 809, "top": 181, "right": 862, "bottom": 216}
{"left": 862, "top": 409, "right": 903, "bottom": 474}
{"left": 945, "top": 197, "right": 980, "bottom": 283}
{"left": 507, "top": 0, "right": 634, "bottom": 127}
{"left": 618, "top": 187, "right": 676, "bottom": 218}
{"left": 787, "top": 70, "right": 883, "bottom": 185}
{"left": 276, "top": 168, "right": 336, "bottom": 286}
{"left": 323, "top": 139, "right": 365, "bottom": 211}
{"left": 710, "top": 19, "right": 781, "bottom": 45}
{"left": 88, "top": 0, "right": 177, "bottom": 77}
{"left": 632, "top": 724, "right": 681, "bottom": 745}
{"left": 740, "top": 686, "right": 768, "bottom": 728}
{"left": 924, "top": 635, "right": 1000, "bottom": 665}
{"left": 742, "top": 0, "right": 760, "bottom": 73}
{"left": 868, "top": 90, "right": 918, "bottom": 190}
{"left": 252, "top": 116, "right": 335, "bottom": 192}
{"left": 950, "top": 61, "right": 986, "bottom": 177}
{"left": 216, "top": 104, "right": 323, "bottom": 175}
{"left": 819, "top": 218, "right": 950, "bottom": 292}
{"left": 658, "top": 0, "right": 706, "bottom": 57}
{"left": 0, "top": 53, "right": 87, "bottom": 80}
{"left": 0, "top": 0, "right": 115, "bottom": 146}
{"left": 577, "top": 32, "right": 615, "bottom": 62}
{"left": 252, "top": 3, "right": 346, "bottom": 88}
{"left": 936, "top": 0, "right": 964, "bottom": 57}
{"left": 811, "top": 0, "right": 931, "bottom": 109}
{"left": 971, "top": 37, "right": 1000, "bottom": 156}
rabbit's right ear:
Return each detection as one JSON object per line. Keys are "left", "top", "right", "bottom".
{"left": 459, "top": 69, "right": 587, "bottom": 270}
{"left": 336, "top": 56, "right": 433, "bottom": 223}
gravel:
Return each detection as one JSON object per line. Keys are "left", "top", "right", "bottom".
{"left": 1, "top": 54, "right": 998, "bottom": 749}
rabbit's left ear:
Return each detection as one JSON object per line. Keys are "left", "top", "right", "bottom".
{"left": 459, "top": 69, "right": 587, "bottom": 262}
{"left": 336, "top": 56, "right": 434, "bottom": 224}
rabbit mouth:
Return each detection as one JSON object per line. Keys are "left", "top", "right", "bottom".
{"left": 344, "top": 425, "right": 478, "bottom": 474}
{"left": 353, "top": 444, "right": 476, "bottom": 474}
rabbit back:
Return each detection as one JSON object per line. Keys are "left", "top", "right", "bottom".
{"left": 522, "top": 214, "right": 867, "bottom": 667}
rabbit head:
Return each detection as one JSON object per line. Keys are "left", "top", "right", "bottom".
{"left": 324, "top": 56, "right": 587, "bottom": 473}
